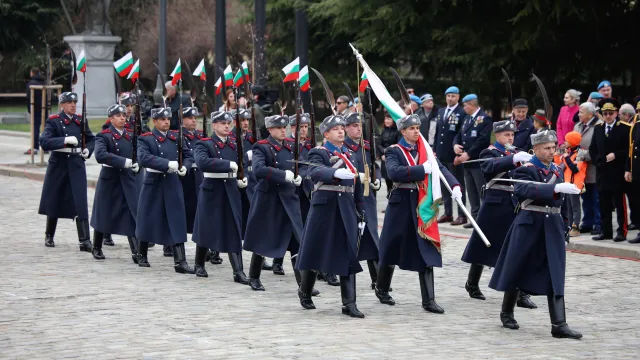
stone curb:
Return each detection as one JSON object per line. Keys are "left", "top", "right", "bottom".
{"left": 0, "top": 165, "right": 98, "bottom": 187}
{"left": 567, "top": 240, "right": 640, "bottom": 261}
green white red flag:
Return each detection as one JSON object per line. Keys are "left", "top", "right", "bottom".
{"left": 193, "top": 59, "right": 206, "bottom": 81}
{"left": 282, "top": 57, "right": 300, "bottom": 82}
{"left": 223, "top": 65, "right": 233, "bottom": 87}
{"left": 359, "top": 72, "right": 369, "bottom": 93}
{"left": 127, "top": 59, "right": 140, "bottom": 83}
{"left": 241, "top": 61, "right": 250, "bottom": 82}
{"left": 214, "top": 77, "right": 222, "bottom": 95}
{"left": 76, "top": 50, "right": 86, "bottom": 73}
{"left": 113, "top": 52, "right": 133, "bottom": 77}
{"left": 170, "top": 59, "right": 182, "bottom": 86}
{"left": 233, "top": 69, "right": 244, "bottom": 87}
{"left": 299, "top": 66, "right": 310, "bottom": 92}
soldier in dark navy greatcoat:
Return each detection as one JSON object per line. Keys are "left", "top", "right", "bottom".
{"left": 190, "top": 111, "right": 249, "bottom": 284}
{"left": 180, "top": 107, "right": 205, "bottom": 235}
{"left": 135, "top": 107, "right": 194, "bottom": 274}
{"left": 489, "top": 130, "right": 583, "bottom": 339}
{"left": 39, "top": 92, "right": 95, "bottom": 253}
{"left": 296, "top": 115, "right": 366, "bottom": 318}
{"left": 90, "top": 104, "right": 140, "bottom": 262}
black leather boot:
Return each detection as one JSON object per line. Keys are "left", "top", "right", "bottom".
{"left": 194, "top": 245, "right": 208, "bottom": 277}
{"left": 419, "top": 267, "right": 444, "bottom": 314}
{"left": 375, "top": 265, "right": 395, "bottom": 305}
{"left": 137, "top": 241, "right": 150, "bottom": 267}
{"left": 367, "top": 260, "right": 378, "bottom": 290}
{"left": 500, "top": 289, "right": 520, "bottom": 329}
{"left": 228, "top": 252, "right": 249, "bottom": 284}
{"left": 172, "top": 243, "right": 195, "bottom": 274}
{"left": 298, "top": 270, "right": 317, "bottom": 309}
{"left": 291, "top": 256, "right": 319, "bottom": 296}
{"left": 127, "top": 237, "right": 139, "bottom": 264}
{"left": 248, "top": 253, "right": 265, "bottom": 290}
{"left": 465, "top": 264, "right": 486, "bottom": 300}
{"left": 92, "top": 230, "right": 105, "bottom": 260}
{"left": 325, "top": 273, "right": 340, "bottom": 286}
{"left": 76, "top": 219, "right": 92, "bottom": 252}
{"left": 163, "top": 245, "right": 173, "bottom": 257}
{"left": 517, "top": 291, "right": 538, "bottom": 309}
{"left": 103, "top": 233, "right": 114, "bottom": 246}
{"left": 548, "top": 295, "right": 582, "bottom": 339}
{"left": 340, "top": 275, "right": 364, "bottom": 318}
{"left": 207, "top": 250, "right": 223, "bottom": 265}
{"left": 262, "top": 259, "right": 273, "bottom": 270}
{"left": 44, "top": 217, "right": 57, "bottom": 247}
{"left": 272, "top": 257, "right": 285, "bottom": 275}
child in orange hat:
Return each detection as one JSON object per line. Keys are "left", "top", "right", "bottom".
{"left": 561, "top": 131, "right": 587, "bottom": 236}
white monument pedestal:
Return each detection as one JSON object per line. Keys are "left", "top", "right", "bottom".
{"left": 64, "top": 35, "right": 121, "bottom": 119}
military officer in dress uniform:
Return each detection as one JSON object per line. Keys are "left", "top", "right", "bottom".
{"left": 625, "top": 97, "right": 640, "bottom": 243}
{"left": 243, "top": 115, "right": 311, "bottom": 293}
{"left": 190, "top": 111, "right": 249, "bottom": 283}
{"left": 180, "top": 107, "right": 205, "bottom": 235}
{"left": 344, "top": 112, "right": 383, "bottom": 290}
{"left": 489, "top": 130, "right": 582, "bottom": 339}
{"left": 90, "top": 104, "right": 140, "bottom": 262}
{"left": 454, "top": 94, "right": 493, "bottom": 228}
{"left": 39, "top": 92, "right": 95, "bottom": 252}
{"left": 434, "top": 86, "right": 467, "bottom": 226}
{"left": 296, "top": 115, "right": 366, "bottom": 318}
{"left": 135, "top": 107, "right": 194, "bottom": 273}
{"left": 374, "top": 114, "right": 461, "bottom": 314}
{"left": 460, "top": 120, "right": 537, "bottom": 309}
{"left": 511, "top": 99, "right": 536, "bottom": 152}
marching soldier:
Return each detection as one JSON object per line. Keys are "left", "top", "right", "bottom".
{"left": 489, "top": 130, "right": 582, "bottom": 339}
{"left": 460, "top": 120, "right": 537, "bottom": 309}
{"left": 190, "top": 111, "right": 249, "bottom": 283}
{"left": 374, "top": 114, "right": 462, "bottom": 314}
{"left": 296, "top": 115, "right": 366, "bottom": 318}
{"left": 39, "top": 92, "right": 95, "bottom": 252}
{"left": 135, "top": 107, "right": 194, "bottom": 273}
{"left": 243, "top": 115, "right": 310, "bottom": 293}
{"left": 180, "top": 107, "right": 205, "bottom": 235}
{"left": 625, "top": 97, "right": 640, "bottom": 243}
{"left": 344, "top": 112, "right": 383, "bottom": 290}
{"left": 90, "top": 104, "right": 140, "bottom": 262}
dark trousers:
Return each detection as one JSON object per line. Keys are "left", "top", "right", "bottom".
{"left": 581, "top": 183, "right": 601, "bottom": 229}
{"left": 626, "top": 183, "right": 637, "bottom": 225}
{"left": 441, "top": 162, "right": 466, "bottom": 217}
{"left": 463, "top": 167, "right": 485, "bottom": 218}
{"left": 32, "top": 112, "right": 42, "bottom": 149}
{"left": 598, "top": 190, "right": 628, "bottom": 237}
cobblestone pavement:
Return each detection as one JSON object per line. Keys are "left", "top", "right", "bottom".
{"left": 1, "top": 175, "right": 639, "bottom": 359}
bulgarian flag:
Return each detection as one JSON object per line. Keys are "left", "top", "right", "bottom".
{"left": 127, "top": 59, "right": 140, "bottom": 83}
{"left": 352, "top": 44, "right": 443, "bottom": 251}
{"left": 240, "top": 61, "right": 250, "bottom": 82}
{"left": 223, "top": 65, "right": 233, "bottom": 86}
{"left": 113, "top": 52, "right": 133, "bottom": 77}
{"left": 233, "top": 69, "right": 244, "bottom": 87}
{"left": 299, "top": 65, "right": 310, "bottom": 92}
{"left": 76, "top": 50, "right": 86, "bottom": 73}
{"left": 193, "top": 59, "right": 206, "bottom": 81}
{"left": 214, "top": 77, "right": 223, "bottom": 95}
{"left": 170, "top": 59, "right": 182, "bottom": 86}
{"left": 359, "top": 72, "right": 369, "bottom": 93}
{"left": 282, "top": 57, "right": 300, "bottom": 82}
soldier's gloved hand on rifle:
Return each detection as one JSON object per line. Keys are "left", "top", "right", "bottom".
{"left": 285, "top": 170, "right": 295, "bottom": 183}
{"left": 229, "top": 161, "right": 238, "bottom": 175}
{"left": 334, "top": 168, "right": 355, "bottom": 180}
{"left": 81, "top": 148, "right": 90, "bottom": 159}
{"left": 246, "top": 150, "right": 253, "bottom": 161}
{"left": 131, "top": 163, "right": 140, "bottom": 174}
{"left": 125, "top": 159, "right": 133, "bottom": 168}
{"left": 452, "top": 185, "right": 463, "bottom": 201}
{"left": 513, "top": 152, "right": 533, "bottom": 164}
{"left": 168, "top": 161, "right": 179, "bottom": 173}
{"left": 64, "top": 136, "right": 78, "bottom": 146}
{"left": 554, "top": 183, "right": 580, "bottom": 195}
{"left": 293, "top": 175, "right": 302, "bottom": 186}
{"left": 237, "top": 177, "right": 248, "bottom": 188}
{"left": 358, "top": 221, "right": 366, "bottom": 235}
{"left": 358, "top": 172, "right": 368, "bottom": 182}
{"left": 177, "top": 166, "right": 187, "bottom": 177}
{"left": 372, "top": 179, "right": 381, "bottom": 191}
{"left": 422, "top": 161, "right": 432, "bottom": 174}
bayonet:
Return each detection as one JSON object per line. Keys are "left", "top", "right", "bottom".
{"left": 310, "top": 67, "right": 336, "bottom": 114}
{"left": 532, "top": 73, "right": 553, "bottom": 121}
{"left": 389, "top": 67, "right": 411, "bottom": 114}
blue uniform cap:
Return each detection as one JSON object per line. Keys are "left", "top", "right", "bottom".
{"left": 597, "top": 80, "right": 611, "bottom": 90}
{"left": 397, "top": 114, "right": 421, "bottom": 130}
{"left": 210, "top": 111, "right": 233, "bottom": 123}
{"left": 182, "top": 107, "right": 199, "bottom": 118}
{"left": 107, "top": 104, "right": 126, "bottom": 117}
{"left": 151, "top": 107, "right": 171, "bottom": 119}
{"left": 344, "top": 112, "right": 362, "bottom": 125}
{"left": 462, "top": 94, "right": 478, "bottom": 103}
{"left": 445, "top": 86, "right": 459, "bottom": 95}
{"left": 265, "top": 115, "right": 288, "bottom": 129}
{"left": 319, "top": 115, "right": 346, "bottom": 134}
{"left": 59, "top": 92, "right": 78, "bottom": 103}
{"left": 119, "top": 92, "right": 136, "bottom": 106}
{"left": 288, "top": 113, "right": 311, "bottom": 126}
{"left": 409, "top": 94, "right": 422, "bottom": 105}
{"left": 589, "top": 92, "right": 604, "bottom": 100}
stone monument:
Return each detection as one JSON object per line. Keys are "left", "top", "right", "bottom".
{"left": 64, "top": 0, "right": 120, "bottom": 119}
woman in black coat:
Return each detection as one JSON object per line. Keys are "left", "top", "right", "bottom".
{"left": 377, "top": 112, "right": 401, "bottom": 196}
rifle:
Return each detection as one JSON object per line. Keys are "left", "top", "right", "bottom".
{"left": 501, "top": 68, "right": 514, "bottom": 119}
{"left": 308, "top": 87, "right": 316, "bottom": 146}
{"left": 342, "top": 81, "right": 369, "bottom": 196}
{"left": 132, "top": 80, "right": 142, "bottom": 166}
{"left": 240, "top": 63, "right": 259, "bottom": 141}
{"left": 152, "top": 62, "right": 168, "bottom": 107}
{"left": 293, "top": 80, "right": 301, "bottom": 177}
{"left": 178, "top": 79, "right": 184, "bottom": 168}
{"left": 81, "top": 68, "right": 87, "bottom": 150}
{"left": 366, "top": 87, "right": 377, "bottom": 182}
{"left": 234, "top": 83, "right": 245, "bottom": 180}
{"left": 183, "top": 60, "right": 207, "bottom": 136}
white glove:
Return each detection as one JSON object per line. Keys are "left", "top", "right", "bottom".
{"left": 125, "top": 159, "right": 133, "bottom": 168}
{"left": 178, "top": 166, "right": 187, "bottom": 176}
{"left": 293, "top": 175, "right": 302, "bottom": 186}
{"left": 168, "top": 161, "right": 179, "bottom": 173}
{"left": 451, "top": 186, "right": 463, "bottom": 201}
{"left": 237, "top": 177, "right": 248, "bottom": 188}
{"left": 372, "top": 179, "right": 381, "bottom": 191}
{"left": 358, "top": 172, "right": 366, "bottom": 182}
{"left": 229, "top": 161, "right": 238, "bottom": 173}
{"left": 131, "top": 163, "right": 140, "bottom": 174}
{"left": 284, "top": 170, "right": 295, "bottom": 183}
{"left": 513, "top": 152, "right": 533, "bottom": 164}
{"left": 422, "top": 161, "right": 432, "bottom": 174}
{"left": 247, "top": 150, "right": 253, "bottom": 161}
{"left": 334, "top": 168, "right": 355, "bottom": 180}
{"left": 64, "top": 136, "right": 78, "bottom": 146}
{"left": 358, "top": 222, "right": 366, "bottom": 235}
{"left": 554, "top": 183, "right": 580, "bottom": 194}
{"left": 81, "top": 148, "right": 90, "bottom": 159}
